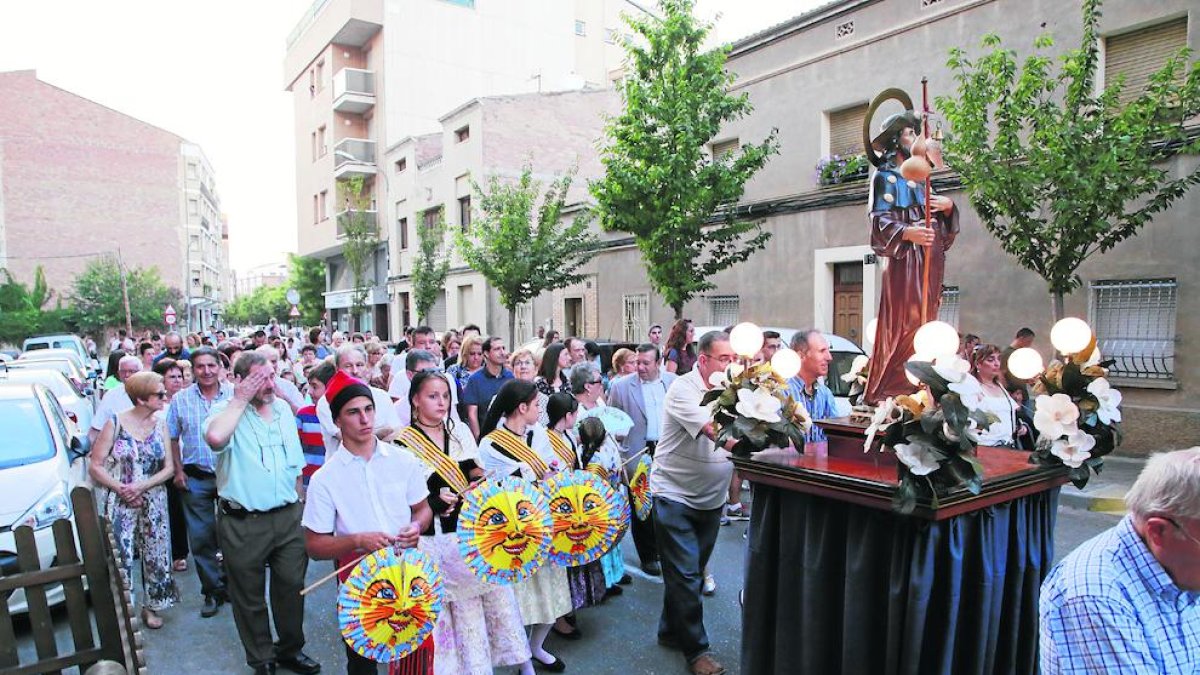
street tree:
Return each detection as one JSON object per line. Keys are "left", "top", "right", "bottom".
{"left": 68, "top": 257, "right": 179, "bottom": 336}
{"left": 938, "top": 0, "right": 1200, "bottom": 320}
{"left": 224, "top": 285, "right": 290, "bottom": 328}
{"left": 338, "top": 175, "right": 382, "bottom": 331}
{"left": 457, "top": 165, "right": 600, "bottom": 345}
{"left": 590, "top": 0, "right": 779, "bottom": 320}
{"left": 287, "top": 253, "right": 326, "bottom": 326}
{"left": 0, "top": 266, "right": 71, "bottom": 345}
{"left": 411, "top": 210, "right": 450, "bottom": 326}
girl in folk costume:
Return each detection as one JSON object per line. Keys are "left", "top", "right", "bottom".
{"left": 544, "top": 394, "right": 607, "bottom": 641}
{"left": 396, "top": 371, "right": 531, "bottom": 675}
{"left": 575, "top": 417, "right": 628, "bottom": 597}
{"left": 477, "top": 380, "right": 572, "bottom": 673}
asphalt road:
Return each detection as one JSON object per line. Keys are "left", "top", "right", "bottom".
{"left": 12, "top": 503, "right": 1121, "bottom": 675}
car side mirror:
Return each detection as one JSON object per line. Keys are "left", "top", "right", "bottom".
{"left": 68, "top": 435, "right": 87, "bottom": 461}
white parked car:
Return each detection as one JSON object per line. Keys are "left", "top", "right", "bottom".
{"left": 0, "top": 369, "right": 95, "bottom": 452}
{"left": 7, "top": 357, "right": 93, "bottom": 398}
{"left": 21, "top": 334, "right": 99, "bottom": 375}
{"left": 0, "top": 383, "right": 89, "bottom": 614}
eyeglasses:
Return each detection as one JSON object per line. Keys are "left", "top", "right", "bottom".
{"left": 587, "top": 379, "right": 602, "bottom": 385}
{"left": 1162, "top": 517, "right": 1200, "bottom": 547}
{"left": 154, "top": 391, "right": 168, "bottom": 399}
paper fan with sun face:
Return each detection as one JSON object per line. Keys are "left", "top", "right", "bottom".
{"left": 338, "top": 547, "right": 444, "bottom": 663}
{"left": 627, "top": 454, "right": 653, "bottom": 521}
{"left": 456, "top": 476, "right": 552, "bottom": 584}
{"left": 542, "top": 470, "right": 624, "bottom": 567}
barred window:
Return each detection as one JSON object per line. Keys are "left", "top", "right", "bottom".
{"left": 1089, "top": 278, "right": 1176, "bottom": 381}
{"left": 707, "top": 295, "right": 740, "bottom": 327}
{"left": 938, "top": 285, "right": 960, "bottom": 330}
{"left": 515, "top": 303, "right": 533, "bottom": 345}
{"left": 623, "top": 294, "right": 649, "bottom": 343}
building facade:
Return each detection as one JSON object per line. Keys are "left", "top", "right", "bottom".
{"left": 283, "top": 0, "right": 639, "bottom": 336}
{"left": 569, "top": 0, "right": 1197, "bottom": 453}
{"left": 234, "top": 261, "right": 290, "bottom": 299}
{"left": 0, "top": 70, "right": 227, "bottom": 331}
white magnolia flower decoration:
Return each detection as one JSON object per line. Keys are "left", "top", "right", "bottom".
{"left": 949, "top": 374, "right": 986, "bottom": 411}
{"left": 735, "top": 387, "right": 782, "bottom": 424}
{"left": 932, "top": 355, "right": 971, "bottom": 384}
{"left": 792, "top": 401, "right": 813, "bottom": 433}
{"left": 864, "top": 398, "right": 902, "bottom": 452}
{"left": 728, "top": 363, "right": 745, "bottom": 378}
{"left": 894, "top": 440, "right": 941, "bottom": 476}
{"left": 1086, "top": 378, "right": 1123, "bottom": 425}
{"left": 1034, "top": 393, "right": 1080, "bottom": 439}
{"left": 1050, "top": 429, "right": 1096, "bottom": 468}
{"left": 841, "top": 355, "right": 870, "bottom": 383}
{"left": 708, "top": 371, "right": 729, "bottom": 388}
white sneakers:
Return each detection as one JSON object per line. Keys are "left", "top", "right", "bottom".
{"left": 702, "top": 574, "right": 717, "bottom": 596}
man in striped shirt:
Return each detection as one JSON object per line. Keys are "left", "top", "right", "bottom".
{"left": 1040, "top": 448, "right": 1200, "bottom": 673}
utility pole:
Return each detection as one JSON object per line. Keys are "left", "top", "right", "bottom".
{"left": 117, "top": 249, "right": 133, "bottom": 336}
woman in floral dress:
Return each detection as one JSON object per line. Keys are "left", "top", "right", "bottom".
{"left": 88, "top": 371, "right": 180, "bottom": 629}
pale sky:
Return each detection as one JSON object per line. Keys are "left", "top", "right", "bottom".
{"left": 0, "top": 0, "right": 820, "bottom": 274}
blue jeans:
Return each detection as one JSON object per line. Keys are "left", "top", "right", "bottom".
{"left": 653, "top": 495, "right": 722, "bottom": 663}
{"left": 181, "top": 471, "right": 226, "bottom": 597}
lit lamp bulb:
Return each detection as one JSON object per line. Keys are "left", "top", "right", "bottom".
{"left": 1050, "top": 317, "right": 1092, "bottom": 355}
{"left": 770, "top": 348, "right": 802, "bottom": 380}
{"left": 864, "top": 318, "right": 878, "bottom": 347}
{"left": 1007, "top": 347, "right": 1045, "bottom": 380}
{"left": 729, "top": 322, "right": 764, "bottom": 358}
{"left": 905, "top": 352, "right": 934, "bottom": 386}
{"left": 913, "top": 320, "right": 959, "bottom": 358}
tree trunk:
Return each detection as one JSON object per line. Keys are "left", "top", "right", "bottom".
{"left": 508, "top": 308, "right": 516, "bottom": 349}
{"left": 673, "top": 303, "right": 683, "bottom": 321}
{"left": 1051, "top": 291, "right": 1065, "bottom": 323}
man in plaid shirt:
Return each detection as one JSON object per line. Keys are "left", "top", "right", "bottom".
{"left": 1040, "top": 447, "right": 1200, "bottom": 673}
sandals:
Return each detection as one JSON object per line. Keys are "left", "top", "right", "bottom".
{"left": 141, "top": 607, "right": 163, "bottom": 630}
{"left": 688, "top": 654, "right": 725, "bottom": 675}
{"left": 173, "top": 559, "right": 188, "bottom": 572}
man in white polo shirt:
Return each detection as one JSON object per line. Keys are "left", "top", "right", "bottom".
{"left": 303, "top": 370, "right": 432, "bottom": 675}
{"left": 650, "top": 330, "right": 737, "bottom": 675}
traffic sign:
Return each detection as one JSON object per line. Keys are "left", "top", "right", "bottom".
{"left": 286, "top": 288, "right": 300, "bottom": 305}
{"left": 164, "top": 305, "right": 177, "bottom": 326}
{"left": 289, "top": 304, "right": 301, "bottom": 318}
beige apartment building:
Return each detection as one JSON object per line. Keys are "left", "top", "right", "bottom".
{"left": 0, "top": 70, "right": 228, "bottom": 332}
{"left": 283, "top": 0, "right": 640, "bottom": 336}
{"left": 555, "top": 0, "right": 1196, "bottom": 453}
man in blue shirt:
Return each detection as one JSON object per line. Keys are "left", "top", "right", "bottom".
{"left": 166, "top": 347, "right": 233, "bottom": 617}
{"left": 1040, "top": 447, "right": 1200, "bottom": 674}
{"left": 462, "top": 336, "right": 512, "bottom": 439}
{"left": 786, "top": 329, "right": 839, "bottom": 444}
{"left": 203, "top": 351, "right": 319, "bottom": 675}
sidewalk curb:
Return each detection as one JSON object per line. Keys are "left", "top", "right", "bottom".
{"left": 1058, "top": 456, "right": 1143, "bottom": 514}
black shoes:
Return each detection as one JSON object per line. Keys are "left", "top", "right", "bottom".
{"left": 533, "top": 655, "right": 566, "bottom": 672}
{"left": 551, "top": 625, "right": 583, "bottom": 641}
{"left": 618, "top": 573, "right": 633, "bottom": 585}
{"left": 277, "top": 652, "right": 322, "bottom": 674}
{"left": 201, "top": 593, "right": 224, "bottom": 618}
{"left": 641, "top": 560, "right": 662, "bottom": 577}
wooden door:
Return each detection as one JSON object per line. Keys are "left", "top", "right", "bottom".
{"left": 833, "top": 262, "right": 864, "bottom": 342}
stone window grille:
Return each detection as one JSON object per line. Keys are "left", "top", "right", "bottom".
{"left": 1089, "top": 278, "right": 1177, "bottom": 381}
{"left": 835, "top": 20, "right": 854, "bottom": 40}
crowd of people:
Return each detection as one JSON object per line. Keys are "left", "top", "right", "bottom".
{"left": 80, "top": 318, "right": 1198, "bottom": 675}
{"left": 82, "top": 319, "right": 755, "bottom": 675}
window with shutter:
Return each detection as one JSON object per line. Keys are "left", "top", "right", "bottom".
{"left": 828, "top": 104, "right": 868, "bottom": 157}
{"left": 1104, "top": 17, "right": 1187, "bottom": 106}
{"left": 712, "top": 138, "right": 739, "bottom": 158}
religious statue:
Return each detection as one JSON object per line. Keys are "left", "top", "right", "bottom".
{"left": 861, "top": 89, "right": 958, "bottom": 404}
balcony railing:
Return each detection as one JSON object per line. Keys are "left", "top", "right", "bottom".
{"left": 333, "top": 138, "right": 377, "bottom": 180}
{"left": 336, "top": 209, "right": 379, "bottom": 239}
{"left": 333, "top": 68, "right": 376, "bottom": 114}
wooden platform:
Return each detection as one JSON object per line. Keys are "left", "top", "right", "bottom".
{"left": 732, "top": 417, "right": 1069, "bottom": 520}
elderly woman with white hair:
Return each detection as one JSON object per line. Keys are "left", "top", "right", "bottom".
{"left": 1040, "top": 447, "right": 1200, "bottom": 673}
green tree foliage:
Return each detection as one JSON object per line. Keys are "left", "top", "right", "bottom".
{"left": 457, "top": 165, "right": 600, "bottom": 344}
{"left": 590, "top": 0, "right": 779, "bottom": 319}
{"left": 938, "top": 0, "right": 1200, "bottom": 319}
{"left": 339, "top": 175, "right": 382, "bottom": 331}
{"left": 0, "top": 267, "right": 71, "bottom": 345}
{"left": 67, "top": 257, "right": 180, "bottom": 336}
{"left": 411, "top": 210, "right": 450, "bottom": 327}
{"left": 224, "top": 285, "right": 290, "bottom": 328}
{"left": 287, "top": 253, "right": 327, "bottom": 326}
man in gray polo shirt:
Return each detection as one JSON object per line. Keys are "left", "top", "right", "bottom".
{"left": 650, "top": 330, "right": 737, "bottom": 675}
